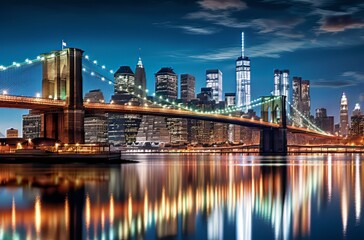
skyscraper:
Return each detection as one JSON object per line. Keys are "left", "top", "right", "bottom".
{"left": 292, "top": 77, "right": 310, "bottom": 126}
{"left": 155, "top": 67, "right": 178, "bottom": 100}
{"left": 236, "top": 32, "right": 251, "bottom": 109}
{"left": 315, "top": 108, "right": 334, "bottom": 134}
{"left": 108, "top": 66, "right": 141, "bottom": 147}
{"left": 273, "top": 69, "right": 289, "bottom": 97}
{"left": 135, "top": 57, "right": 147, "bottom": 99}
{"left": 350, "top": 103, "right": 364, "bottom": 138}
{"left": 340, "top": 92, "right": 349, "bottom": 137}
{"left": 206, "top": 69, "right": 222, "bottom": 103}
{"left": 84, "top": 90, "right": 108, "bottom": 144}
{"left": 156, "top": 67, "right": 180, "bottom": 144}
{"left": 181, "top": 74, "right": 196, "bottom": 145}
{"left": 181, "top": 74, "right": 195, "bottom": 102}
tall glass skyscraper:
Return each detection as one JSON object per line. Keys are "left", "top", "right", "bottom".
{"left": 292, "top": 77, "right": 310, "bottom": 126}
{"left": 206, "top": 69, "right": 222, "bottom": 103}
{"left": 236, "top": 32, "right": 251, "bottom": 110}
{"left": 340, "top": 92, "right": 349, "bottom": 137}
{"left": 273, "top": 69, "right": 289, "bottom": 97}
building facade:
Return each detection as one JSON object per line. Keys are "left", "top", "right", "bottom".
{"left": 292, "top": 77, "right": 310, "bottom": 127}
{"left": 108, "top": 66, "right": 142, "bottom": 147}
{"left": 22, "top": 112, "right": 41, "bottom": 139}
{"left": 6, "top": 128, "right": 18, "bottom": 138}
{"left": 273, "top": 69, "right": 289, "bottom": 97}
{"left": 236, "top": 32, "right": 251, "bottom": 110}
{"left": 315, "top": 108, "right": 334, "bottom": 134}
{"left": 206, "top": 69, "right": 222, "bottom": 103}
{"left": 84, "top": 90, "right": 108, "bottom": 144}
{"left": 340, "top": 92, "right": 349, "bottom": 137}
{"left": 181, "top": 74, "right": 195, "bottom": 102}
{"left": 350, "top": 103, "right": 364, "bottom": 138}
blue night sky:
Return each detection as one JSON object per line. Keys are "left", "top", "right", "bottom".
{"left": 0, "top": 0, "right": 364, "bottom": 135}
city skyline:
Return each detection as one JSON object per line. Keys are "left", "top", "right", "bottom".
{"left": 0, "top": 0, "right": 364, "bottom": 134}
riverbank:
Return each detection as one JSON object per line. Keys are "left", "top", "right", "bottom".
{"left": 0, "top": 151, "right": 137, "bottom": 164}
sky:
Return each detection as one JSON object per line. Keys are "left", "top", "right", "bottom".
{"left": 0, "top": 0, "right": 364, "bottom": 136}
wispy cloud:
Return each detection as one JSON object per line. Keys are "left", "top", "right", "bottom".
{"left": 319, "top": 15, "right": 364, "bottom": 32}
{"left": 185, "top": 11, "right": 250, "bottom": 28}
{"left": 342, "top": 71, "right": 364, "bottom": 81}
{"left": 178, "top": 25, "right": 218, "bottom": 35}
{"left": 198, "top": 0, "right": 247, "bottom": 11}
{"left": 154, "top": 22, "right": 218, "bottom": 35}
{"left": 251, "top": 17, "right": 304, "bottom": 33}
{"left": 311, "top": 79, "right": 357, "bottom": 88}
{"left": 312, "top": 71, "right": 364, "bottom": 88}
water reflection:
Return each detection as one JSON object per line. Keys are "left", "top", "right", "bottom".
{"left": 0, "top": 154, "right": 363, "bottom": 239}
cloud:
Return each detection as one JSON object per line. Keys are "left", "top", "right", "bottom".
{"left": 311, "top": 79, "right": 357, "bottom": 88}
{"left": 360, "top": 93, "right": 364, "bottom": 102}
{"left": 185, "top": 11, "right": 250, "bottom": 28}
{"left": 154, "top": 22, "right": 218, "bottom": 35}
{"left": 320, "top": 15, "right": 364, "bottom": 32}
{"left": 251, "top": 17, "right": 304, "bottom": 33}
{"left": 177, "top": 25, "right": 218, "bottom": 35}
{"left": 342, "top": 71, "right": 364, "bottom": 81}
{"left": 312, "top": 71, "right": 364, "bottom": 88}
{"left": 198, "top": 0, "right": 247, "bottom": 11}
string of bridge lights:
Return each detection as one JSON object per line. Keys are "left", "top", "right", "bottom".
{"left": 83, "top": 53, "right": 266, "bottom": 114}
{"left": 0, "top": 57, "right": 43, "bottom": 72}
{"left": 83, "top": 63, "right": 271, "bottom": 116}
{"left": 287, "top": 101, "right": 327, "bottom": 134}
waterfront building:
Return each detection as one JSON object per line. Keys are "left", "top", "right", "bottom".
{"left": 350, "top": 103, "right": 363, "bottom": 137}
{"left": 6, "top": 128, "right": 18, "bottom": 138}
{"left": 315, "top": 108, "right": 334, "bottom": 134}
{"left": 236, "top": 32, "right": 251, "bottom": 109}
{"left": 155, "top": 67, "right": 184, "bottom": 145}
{"left": 22, "top": 111, "right": 41, "bottom": 139}
{"left": 108, "top": 66, "right": 141, "bottom": 147}
{"left": 206, "top": 69, "right": 222, "bottom": 103}
{"left": 84, "top": 90, "right": 108, "bottom": 144}
{"left": 292, "top": 77, "right": 310, "bottom": 126}
{"left": 340, "top": 92, "right": 349, "bottom": 137}
{"left": 181, "top": 74, "right": 196, "bottom": 145}
{"left": 225, "top": 93, "right": 238, "bottom": 143}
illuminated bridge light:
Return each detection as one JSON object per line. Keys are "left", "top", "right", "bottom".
{"left": 93, "top": 60, "right": 97, "bottom": 64}
{"left": 85, "top": 55, "right": 89, "bottom": 59}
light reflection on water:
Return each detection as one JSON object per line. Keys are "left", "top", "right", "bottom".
{"left": 0, "top": 154, "right": 363, "bottom": 239}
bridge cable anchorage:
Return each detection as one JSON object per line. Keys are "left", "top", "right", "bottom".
{"left": 287, "top": 101, "right": 329, "bottom": 135}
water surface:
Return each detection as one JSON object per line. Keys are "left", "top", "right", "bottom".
{"left": 0, "top": 154, "right": 363, "bottom": 239}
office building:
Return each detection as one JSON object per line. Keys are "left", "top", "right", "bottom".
{"left": 181, "top": 74, "right": 196, "bottom": 145}
{"left": 6, "top": 128, "right": 18, "bottom": 138}
{"left": 315, "top": 108, "right": 334, "bottom": 134}
{"left": 206, "top": 69, "right": 222, "bottom": 103}
{"left": 340, "top": 92, "right": 349, "bottom": 137}
{"left": 22, "top": 111, "right": 41, "bottom": 139}
{"left": 108, "top": 66, "right": 141, "bottom": 147}
{"left": 181, "top": 74, "right": 195, "bottom": 102}
{"left": 236, "top": 32, "right": 251, "bottom": 109}
{"left": 292, "top": 77, "right": 310, "bottom": 127}
{"left": 155, "top": 67, "right": 178, "bottom": 100}
{"left": 350, "top": 103, "right": 363, "bottom": 137}
{"left": 135, "top": 57, "right": 147, "bottom": 99}
{"left": 273, "top": 69, "right": 289, "bottom": 97}
{"left": 155, "top": 67, "right": 184, "bottom": 145}
{"left": 84, "top": 90, "right": 108, "bottom": 144}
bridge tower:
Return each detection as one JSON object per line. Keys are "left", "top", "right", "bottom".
{"left": 40, "top": 48, "right": 84, "bottom": 144}
{"left": 260, "top": 95, "right": 287, "bottom": 155}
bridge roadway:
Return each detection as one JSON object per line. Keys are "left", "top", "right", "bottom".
{"left": 0, "top": 95, "right": 336, "bottom": 138}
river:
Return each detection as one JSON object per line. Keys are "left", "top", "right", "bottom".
{"left": 0, "top": 154, "right": 363, "bottom": 239}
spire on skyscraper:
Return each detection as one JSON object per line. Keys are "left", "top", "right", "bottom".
{"left": 241, "top": 32, "right": 245, "bottom": 58}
